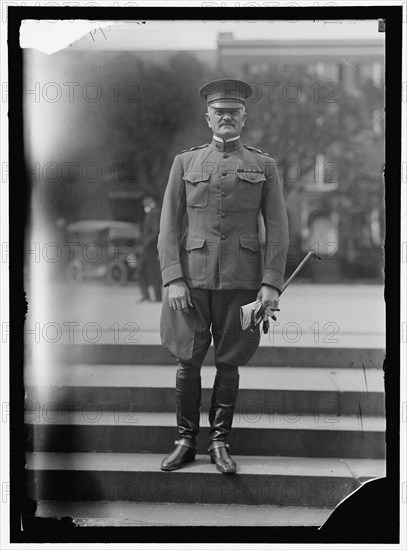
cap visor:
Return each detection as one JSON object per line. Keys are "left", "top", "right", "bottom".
{"left": 208, "top": 101, "right": 245, "bottom": 109}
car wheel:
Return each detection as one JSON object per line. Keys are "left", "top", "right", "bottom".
{"left": 106, "top": 261, "right": 127, "bottom": 285}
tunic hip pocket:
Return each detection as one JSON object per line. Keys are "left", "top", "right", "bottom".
{"left": 235, "top": 236, "right": 263, "bottom": 281}
{"left": 181, "top": 236, "right": 207, "bottom": 281}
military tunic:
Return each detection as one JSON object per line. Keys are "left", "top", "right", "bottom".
{"left": 158, "top": 137, "right": 289, "bottom": 293}
{"left": 158, "top": 137, "right": 289, "bottom": 365}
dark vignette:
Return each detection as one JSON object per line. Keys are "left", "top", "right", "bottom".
{"left": 8, "top": 3, "right": 401, "bottom": 545}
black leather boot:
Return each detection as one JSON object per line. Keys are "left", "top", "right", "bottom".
{"left": 176, "top": 371, "right": 202, "bottom": 440}
{"left": 209, "top": 371, "right": 239, "bottom": 440}
{"left": 161, "top": 438, "right": 197, "bottom": 471}
{"left": 161, "top": 370, "right": 201, "bottom": 471}
{"left": 208, "top": 371, "right": 239, "bottom": 473}
{"left": 208, "top": 440, "right": 236, "bottom": 474}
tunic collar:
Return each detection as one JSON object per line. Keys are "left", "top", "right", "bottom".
{"left": 211, "top": 135, "right": 242, "bottom": 153}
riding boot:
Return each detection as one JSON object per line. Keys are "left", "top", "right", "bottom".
{"left": 160, "top": 437, "right": 197, "bottom": 471}
{"left": 161, "top": 370, "right": 201, "bottom": 471}
{"left": 208, "top": 371, "right": 239, "bottom": 473}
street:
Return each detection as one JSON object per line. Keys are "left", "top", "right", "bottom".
{"left": 25, "top": 281, "right": 385, "bottom": 348}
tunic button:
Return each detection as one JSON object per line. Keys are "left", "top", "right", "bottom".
{"left": 221, "top": 234, "right": 226, "bottom": 240}
{"left": 223, "top": 153, "right": 229, "bottom": 159}
{"left": 221, "top": 171, "right": 227, "bottom": 176}
{"left": 221, "top": 191, "right": 226, "bottom": 197}
{"left": 221, "top": 213, "right": 226, "bottom": 218}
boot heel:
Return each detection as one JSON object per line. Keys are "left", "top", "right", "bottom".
{"left": 186, "top": 451, "right": 196, "bottom": 463}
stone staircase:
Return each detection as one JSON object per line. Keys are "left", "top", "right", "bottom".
{"left": 24, "top": 343, "right": 386, "bottom": 526}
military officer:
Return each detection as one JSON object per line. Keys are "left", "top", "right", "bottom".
{"left": 158, "top": 78, "right": 289, "bottom": 474}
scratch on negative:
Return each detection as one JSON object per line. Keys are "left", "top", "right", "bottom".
{"left": 361, "top": 361, "right": 369, "bottom": 396}
{"left": 358, "top": 401, "right": 364, "bottom": 443}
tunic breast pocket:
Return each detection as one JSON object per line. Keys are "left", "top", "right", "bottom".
{"left": 236, "top": 172, "right": 266, "bottom": 209}
{"left": 183, "top": 172, "right": 210, "bottom": 208}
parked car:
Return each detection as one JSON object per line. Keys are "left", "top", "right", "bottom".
{"left": 65, "top": 220, "right": 142, "bottom": 285}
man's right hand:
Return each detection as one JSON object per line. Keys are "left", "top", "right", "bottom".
{"left": 168, "top": 279, "right": 194, "bottom": 313}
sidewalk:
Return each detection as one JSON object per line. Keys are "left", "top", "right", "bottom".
{"left": 25, "top": 282, "right": 385, "bottom": 349}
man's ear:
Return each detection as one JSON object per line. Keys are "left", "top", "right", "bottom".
{"left": 241, "top": 110, "right": 247, "bottom": 127}
{"left": 205, "top": 112, "right": 212, "bottom": 128}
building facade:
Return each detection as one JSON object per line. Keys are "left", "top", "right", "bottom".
{"left": 216, "top": 33, "right": 385, "bottom": 281}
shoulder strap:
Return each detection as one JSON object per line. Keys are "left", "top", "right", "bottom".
{"left": 244, "top": 144, "right": 271, "bottom": 157}
{"left": 180, "top": 143, "right": 210, "bottom": 154}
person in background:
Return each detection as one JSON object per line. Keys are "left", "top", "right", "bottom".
{"left": 138, "top": 194, "right": 162, "bottom": 302}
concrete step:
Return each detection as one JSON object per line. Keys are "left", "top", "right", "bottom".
{"left": 25, "top": 452, "right": 385, "bottom": 508}
{"left": 25, "top": 411, "right": 385, "bottom": 458}
{"left": 25, "top": 364, "right": 385, "bottom": 417}
{"left": 27, "top": 327, "right": 386, "bottom": 349}
{"left": 46, "top": 344, "right": 385, "bottom": 368}
{"left": 33, "top": 499, "right": 333, "bottom": 526}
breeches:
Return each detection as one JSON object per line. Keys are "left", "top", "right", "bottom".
{"left": 160, "top": 288, "right": 261, "bottom": 369}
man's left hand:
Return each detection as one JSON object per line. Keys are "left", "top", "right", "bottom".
{"left": 256, "top": 285, "right": 280, "bottom": 318}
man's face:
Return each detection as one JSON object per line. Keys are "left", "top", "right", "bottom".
{"left": 205, "top": 106, "right": 246, "bottom": 140}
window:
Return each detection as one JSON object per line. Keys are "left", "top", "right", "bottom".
{"left": 304, "top": 154, "right": 338, "bottom": 191}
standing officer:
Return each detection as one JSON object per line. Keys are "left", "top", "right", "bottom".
{"left": 158, "top": 79, "right": 289, "bottom": 474}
